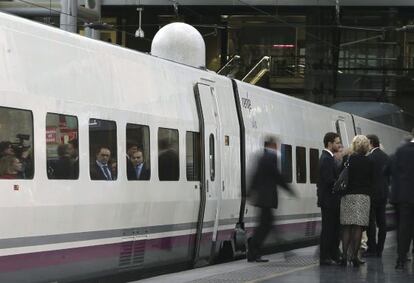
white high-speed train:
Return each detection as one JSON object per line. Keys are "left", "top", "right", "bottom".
{"left": 0, "top": 12, "right": 408, "bottom": 282}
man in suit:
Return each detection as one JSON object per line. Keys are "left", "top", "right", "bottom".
{"left": 393, "top": 131, "right": 414, "bottom": 269}
{"left": 127, "top": 149, "right": 150, "bottom": 180}
{"left": 366, "top": 134, "right": 390, "bottom": 257}
{"left": 247, "top": 136, "right": 295, "bottom": 262}
{"left": 90, "top": 146, "right": 114, "bottom": 180}
{"left": 317, "top": 132, "right": 342, "bottom": 265}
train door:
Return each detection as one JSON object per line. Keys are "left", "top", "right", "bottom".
{"left": 193, "top": 83, "right": 222, "bottom": 265}
{"left": 336, "top": 119, "right": 350, "bottom": 148}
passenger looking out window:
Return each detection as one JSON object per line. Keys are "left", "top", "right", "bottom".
{"left": 158, "top": 128, "right": 179, "bottom": 181}
{"left": 89, "top": 118, "right": 117, "bottom": 181}
{"left": 126, "top": 124, "right": 151, "bottom": 181}
{"left": 91, "top": 146, "right": 114, "bottom": 180}
{"left": 0, "top": 156, "right": 24, "bottom": 179}
{"left": 127, "top": 148, "right": 150, "bottom": 180}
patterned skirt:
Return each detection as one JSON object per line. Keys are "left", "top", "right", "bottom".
{"left": 340, "top": 194, "right": 370, "bottom": 226}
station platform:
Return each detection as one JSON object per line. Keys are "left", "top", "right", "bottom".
{"left": 135, "top": 232, "right": 414, "bottom": 283}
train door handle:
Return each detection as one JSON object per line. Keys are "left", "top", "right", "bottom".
{"left": 206, "top": 180, "right": 209, "bottom": 192}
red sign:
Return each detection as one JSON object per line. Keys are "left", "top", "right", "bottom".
{"left": 46, "top": 127, "right": 57, "bottom": 143}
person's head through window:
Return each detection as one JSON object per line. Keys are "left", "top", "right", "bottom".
{"left": 57, "top": 144, "right": 71, "bottom": 159}
{"left": 130, "top": 149, "right": 144, "bottom": 167}
{"left": 68, "top": 139, "right": 78, "bottom": 160}
{"left": 0, "top": 156, "right": 23, "bottom": 178}
{"left": 96, "top": 146, "right": 111, "bottom": 166}
{"left": 127, "top": 143, "right": 138, "bottom": 158}
{"left": 0, "top": 141, "right": 15, "bottom": 158}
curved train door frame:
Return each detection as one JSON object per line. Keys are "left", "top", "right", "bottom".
{"left": 193, "top": 82, "right": 222, "bottom": 266}
{"left": 335, "top": 118, "right": 350, "bottom": 148}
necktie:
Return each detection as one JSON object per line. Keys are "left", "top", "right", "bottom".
{"left": 136, "top": 165, "right": 142, "bottom": 179}
{"left": 102, "top": 165, "right": 112, "bottom": 180}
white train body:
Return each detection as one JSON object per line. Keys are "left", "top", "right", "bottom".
{"left": 0, "top": 12, "right": 407, "bottom": 282}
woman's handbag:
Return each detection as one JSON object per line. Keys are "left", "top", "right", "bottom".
{"left": 332, "top": 158, "right": 350, "bottom": 195}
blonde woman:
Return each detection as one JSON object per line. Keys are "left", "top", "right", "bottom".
{"left": 340, "top": 135, "right": 374, "bottom": 267}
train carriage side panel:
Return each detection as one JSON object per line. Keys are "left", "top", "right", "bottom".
{"left": 234, "top": 81, "right": 355, "bottom": 247}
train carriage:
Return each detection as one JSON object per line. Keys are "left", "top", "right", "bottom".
{"left": 0, "top": 11, "right": 408, "bottom": 282}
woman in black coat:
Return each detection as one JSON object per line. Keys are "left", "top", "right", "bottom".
{"left": 340, "top": 135, "right": 374, "bottom": 267}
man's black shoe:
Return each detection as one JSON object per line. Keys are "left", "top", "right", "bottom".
{"left": 248, "top": 256, "right": 269, "bottom": 263}
{"left": 319, "top": 259, "right": 336, "bottom": 266}
{"left": 255, "top": 257, "right": 269, "bottom": 263}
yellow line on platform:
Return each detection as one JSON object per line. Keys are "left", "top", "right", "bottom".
{"left": 246, "top": 263, "right": 319, "bottom": 283}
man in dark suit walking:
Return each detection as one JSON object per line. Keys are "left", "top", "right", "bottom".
{"left": 392, "top": 131, "right": 414, "bottom": 269}
{"left": 317, "top": 132, "right": 342, "bottom": 265}
{"left": 247, "top": 136, "right": 295, "bottom": 262}
{"left": 366, "top": 134, "right": 390, "bottom": 257}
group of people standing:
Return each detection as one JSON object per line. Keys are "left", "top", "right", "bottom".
{"left": 318, "top": 130, "right": 414, "bottom": 269}
{"left": 246, "top": 130, "right": 414, "bottom": 269}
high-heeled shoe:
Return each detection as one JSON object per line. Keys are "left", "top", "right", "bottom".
{"left": 352, "top": 258, "right": 361, "bottom": 267}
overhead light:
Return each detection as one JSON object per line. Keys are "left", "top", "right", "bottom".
{"left": 272, "top": 44, "right": 295, "bottom": 48}
{"left": 135, "top": 7, "right": 144, "bottom": 38}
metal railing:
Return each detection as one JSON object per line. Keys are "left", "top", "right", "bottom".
{"left": 217, "top": 55, "right": 241, "bottom": 77}
{"left": 242, "top": 56, "right": 270, "bottom": 84}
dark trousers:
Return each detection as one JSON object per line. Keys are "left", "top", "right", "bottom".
{"left": 397, "top": 203, "right": 414, "bottom": 261}
{"left": 248, "top": 207, "right": 273, "bottom": 260}
{"left": 320, "top": 206, "right": 341, "bottom": 261}
{"left": 367, "top": 201, "right": 387, "bottom": 254}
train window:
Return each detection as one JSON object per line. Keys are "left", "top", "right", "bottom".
{"left": 296, "top": 146, "right": 306, "bottom": 183}
{"left": 209, "top": 134, "right": 215, "bottom": 181}
{"left": 126, "top": 124, "right": 150, "bottom": 181}
{"left": 0, "top": 106, "right": 34, "bottom": 179}
{"left": 89, "top": 119, "right": 117, "bottom": 181}
{"left": 309, "top": 148, "right": 319, "bottom": 184}
{"left": 158, "top": 128, "right": 179, "bottom": 181}
{"left": 46, "top": 113, "right": 79, "bottom": 180}
{"left": 186, "top": 131, "right": 201, "bottom": 181}
{"left": 281, "top": 144, "right": 292, "bottom": 183}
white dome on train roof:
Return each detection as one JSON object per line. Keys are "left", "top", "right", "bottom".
{"left": 151, "top": 22, "right": 206, "bottom": 69}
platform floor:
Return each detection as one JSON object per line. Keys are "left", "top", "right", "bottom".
{"left": 135, "top": 232, "right": 414, "bottom": 283}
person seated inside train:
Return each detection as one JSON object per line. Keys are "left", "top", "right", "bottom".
{"left": 126, "top": 142, "right": 138, "bottom": 178}
{"left": 0, "top": 141, "right": 15, "bottom": 159}
{"left": 127, "top": 149, "right": 150, "bottom": 180}
{"left": 90, "top": 146, "right": 115, "bottom": 180}
{"left": 52, "top": 144, "right": 76, "bottom": 179}
{"left": 0, "top": 155, "right": 24, "bottom": 179}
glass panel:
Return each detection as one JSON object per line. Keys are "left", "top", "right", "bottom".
{"left": 296, "top": 146, "right": 306, "bottom": 183}
{"left": 281, "top": 144, "right": 292, "bottom": 183}
{"left": 126, "top": 124, "right": 150, "bottom": 181}
{"left": 158, "top": 128, "right": 179, "bottom": 181}
{"left": 209, "top": 134, "right": 215, "bottom": 181}
{"left": 309, "top": 148, "right": 319, "bottom": 184}
{"left": 0, "top": 107, "right": 34, "bottom": 179}
{"left": 46, "top": 113, "right": 79, "bottom": 179}
{"left": 186, "top": 131, "right": 201, "bottom": 181}
{"left": 89, "top": 118, "right": 117, "bottom": 181}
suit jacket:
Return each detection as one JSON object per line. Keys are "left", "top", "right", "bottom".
{"left": 248, "top": 149, "right": 292, "bottom": 209}
{"left": 127, "top": 160, "right": 150, "bottom": 180}
{"left": 317, "top": 150, "right": 340, "bottom": 208}
{"left": 90, "top": 163, "right": 111, "bottom": 180}
{"left": 368, "top": 148, "right": 390, "bottom": 203}
{"left": 391, "top": 142, "right": 414, "bottom": 204}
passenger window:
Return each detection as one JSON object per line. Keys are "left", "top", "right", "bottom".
{"left": 296, "top": 146, "right": 306, "bottom": 183}
{"left": 158, "top": 128, "right": 179, "bottom": 181}
{"left": 209, "top": 134, "right": 215, "bottom": 181}
{"left": 186, "top": 131, "right": 201, "bottom": 181}
{"left": 89, "top": 119, "right": 117, "bottom": 181}
{"left": 309, "top": 148, "right": 319, "bottom": 184}
{"left": 281, "top": 144, "right": 292, "bottom": 183}
{"left": 46, "top": 113, "right": 79, "bottom": 180}
{"left": 126, "top": 123, "right": 150, "bottom": 181}
{"left": 0, "top": 107, "right": 34, "bottom": 179}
